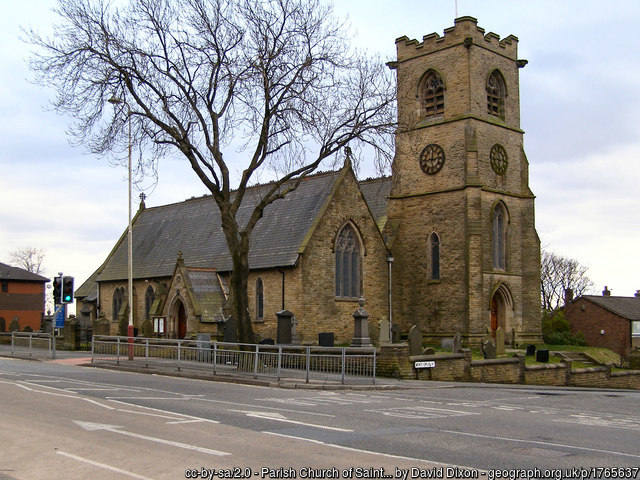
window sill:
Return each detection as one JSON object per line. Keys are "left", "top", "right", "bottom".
{"left": 335, "top": 297, "right": 360, "bottom": 302}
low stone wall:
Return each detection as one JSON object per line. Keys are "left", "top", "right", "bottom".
{"left": 377, "top": 345, "right": 640, "bottom": 390}
{"left": 471, "top": 357, "right": 522, "bottom": 384}
{"left": 524, "top": 363, "right": 567, "bottom": 386}
{"left": 413, "top": 352, "right": 469, "bottom": 382}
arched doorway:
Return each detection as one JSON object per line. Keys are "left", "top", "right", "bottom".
{"left": 175, "top": 300, "right": 187, "bottom": 339}
{"left": 489, "top": 283, "right": 513, "bottom": 339}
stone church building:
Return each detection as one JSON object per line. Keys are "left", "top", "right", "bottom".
{"left": 76, "top": 17, "right": 542, "bottom": 346}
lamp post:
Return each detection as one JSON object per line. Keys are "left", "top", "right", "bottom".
{"left": 108, "top": 96, "right": 134, "bottom": 360}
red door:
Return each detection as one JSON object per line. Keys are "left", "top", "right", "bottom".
{"left": 177, "top": 302, "right": 187, "bottom": 339}
{"left": 490, "top": 297, "right": 498, "bottom": 336}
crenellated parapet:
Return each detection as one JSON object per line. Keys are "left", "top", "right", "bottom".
{"left": 395, "top": 16, "right": 519, "bottom": 63}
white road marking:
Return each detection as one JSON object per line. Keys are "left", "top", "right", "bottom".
{"left": 56, "top": 451, "right": 154, "bottom": 480}
{"left": 107, "top": 399, "right": 220, "bottom": 424}
{"left": 194, "top": 396, "right": 335, "bottom": 417}
{"left": 439, "top": 428, "right": 640, "bottom": 460}
{"left": 263, "top": 431, "right": 482, "bottom": 471}
{"left": 365, "top": 406, "right": 478, "bottom": 419}
{"left": 231, "top": 409, "right": 352, "bottom": 432}
{"left": 73, "top": 420, "right": 230, "bottom": 456}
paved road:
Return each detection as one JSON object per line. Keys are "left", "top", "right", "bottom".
{"left": 1, "top": 356, "right": 639, "bottom": 480}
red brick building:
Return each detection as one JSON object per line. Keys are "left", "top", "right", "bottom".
{"left": 0, "top": 262, "right": 49, "bottom": 332}
{"left": 565, "top": 288, "right": 640, "bottom": 359}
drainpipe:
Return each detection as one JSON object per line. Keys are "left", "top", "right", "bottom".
{"left": 387, "top": 253, "right": 394, "bottom": 342}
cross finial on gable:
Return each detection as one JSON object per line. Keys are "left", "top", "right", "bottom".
{"left": 343, "top": 146, "right": 352, "bottom": 169}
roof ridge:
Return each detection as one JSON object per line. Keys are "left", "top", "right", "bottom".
{"left": 142, "top": 169, "right": 343, "bottom": 211}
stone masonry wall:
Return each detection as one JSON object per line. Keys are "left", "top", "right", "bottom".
{"left": 386, "top": 352, "right": 640, "bottom": 390}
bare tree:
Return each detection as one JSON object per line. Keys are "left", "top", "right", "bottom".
{"left": 10, "top": 247, "right": 46, "bottom": 275}
{"left": 26, "top": 0, "right": 396, "bottom": 342}
{"left": 540, "top": 249, "right": 594, "bottom": 312}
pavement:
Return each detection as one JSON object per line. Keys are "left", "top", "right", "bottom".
{"left": 0, "top": 343, "right": 423, "bottom": 390}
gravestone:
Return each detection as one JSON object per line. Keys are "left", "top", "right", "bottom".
{"left": 391, "top": 323, "right": 402, "bottom": 343}
{"left": 452, "top": 332, "right": 462, "bottom": 353}
{"left": 290, "top": 316, "right": 300, "bottom": 345}
{"left": 441, "top": 338, "right": 453, "bottom": 350}
{"left": 422, "top": 347, "right": 435, "bottom": 355}
{"left": 276, "top": 310, "right": 293, "bottom": 344}
{"left": 259, "top": 338, "right": 275, "bottom": 345}
{"left": 141, "top": 318, "right": 153, "bottom": 338}
{"left": 318, "top": 332, "right": 334, "bottom": 347}
{"left": 495, "top": 327, "right": 505, "bottom": 355}
{"left": 536, "top": 349, "right": 549, "bottom": 363}
{"left": 223, "top": 316, "right": 237, "bottom": 343}
{"left": 378, "top": 318, "right": 390, "bottom": 344}
{"left": 197, "top": 333, "right": 211, "bottom": 362}
{"left": 408, "top": 325, "right": 422, "bottom": 356}
{"left": 526, "top": 344, "right": 536, "bottom": 356}
{"left": 482, "top": 338, "right": 496, "bottom": 359}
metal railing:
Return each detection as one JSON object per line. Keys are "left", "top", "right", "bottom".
{"left": 91, "top": 336, "right": 376, "bottom": 385}
{"left": 9, "top": 332, "right": 56, "bottom": 359}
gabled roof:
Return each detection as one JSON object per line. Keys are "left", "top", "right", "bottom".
{"left": 0, "top": 262, "right": 49, "bottom": 283}
{"left": 579, "top": 295, "right": 640, "bottom": 321}
{"left": 359, "top": 177, "right": 392, "bottom": 223}
{"left": 96, "top": 169, "right": 350, "bottom": 282}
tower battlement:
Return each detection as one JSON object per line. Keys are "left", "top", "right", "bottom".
{"left": 395, "top": 16, "right": 519, "bottom": 62}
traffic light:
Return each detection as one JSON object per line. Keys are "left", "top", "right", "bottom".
{"left": 62, "top": 276, "right": 74, "bottom": 303}
{"left": 52, "top": 276, "right": 62, "bottom": 305}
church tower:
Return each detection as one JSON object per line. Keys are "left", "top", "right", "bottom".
{"left": 386, "top": 17, "right": 541, "bottom": 345}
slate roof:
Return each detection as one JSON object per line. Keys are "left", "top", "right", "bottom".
{"left": 96, "top": 170, "right": 350, "bottom": 282}
{"left": 185, "top": 267, "right": 227, "bottom": 321}
{"left": 580, "top": 295, "right": 640, "bottom": 321}
{"left": 0, "top": 262, "right": 49, "bottom": 283}
{"left": 359, "top": 177, "right": 392, "bottom": 223}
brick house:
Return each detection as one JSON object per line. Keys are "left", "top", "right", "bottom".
{"left": 76, "top": 17, "right": 542, "bottom": 346}
{"left": 565, "top": 288, "right": 640, "bottom": 359}
{"left": 0, "top": 262, "right": 49, "bottom": 332}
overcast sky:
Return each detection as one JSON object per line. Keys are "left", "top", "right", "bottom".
{"left": 1, "top": 0, "right": 639, "bottom": 312}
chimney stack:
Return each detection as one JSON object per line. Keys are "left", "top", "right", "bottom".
{"left": 635, "top": 290, "right": 640, "bottom": 298}
{"left": 602, "top": 286, "right": 611, "bottom": 297}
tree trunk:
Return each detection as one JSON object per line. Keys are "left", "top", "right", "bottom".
{"left": 229, "top": 249, "right": 255, "bottom": 344}
{"left": 220, "top": 209, "right": 256, "bottom": 344}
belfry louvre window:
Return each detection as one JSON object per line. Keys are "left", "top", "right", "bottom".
{"left": 335, "top": 224, "right": 362, "bottom": 298}
{"left": 422, "top": 71, "right": 445, "bottom": 117}
{"left": 487, "top": 70, "right": 506, "bottom": 119}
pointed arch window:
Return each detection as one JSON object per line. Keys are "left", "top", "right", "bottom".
{"left": 487, "top": 70, "right": 506, "bottom": 119}
{"left": 421, "top": 70, "right": 445, "bottom": 117}
{"left": 429, "top": 233, "right": 441, "bottom": 280}
{"left": 255, "top": 277, "right": 264, "bottom": 321}
{"left": 335, "top": 223, "right": 362, "bottom": 298}
{"left": 145, "top": 285, "right": 155, "bottom": 320}
{"left": 492, "top": 203, "right": 508, "bottom": 270}
{"left": 112, "top": 287, "right": 124, "bottom": 322}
